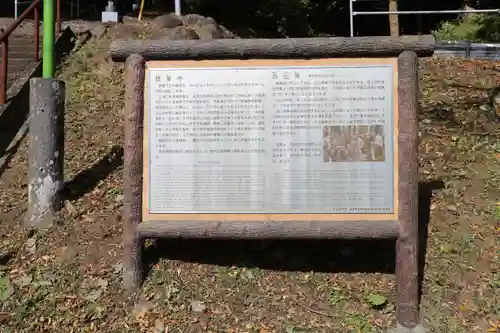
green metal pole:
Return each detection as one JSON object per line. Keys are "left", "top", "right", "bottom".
{"left": 43, "top": 0, "right": 55, "bottom": 78}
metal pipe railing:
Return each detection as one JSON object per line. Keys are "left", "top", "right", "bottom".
{"left": 435, "top": 40, "right": 500, "bottom": 60}
{"left": 353, "top": 9, "right": 500, "bottom": 16}
{"left": 349, "top": 0, "right": 500, "bottom": 37}
{"left": 0, "top": 0, "right": 42, "bottom": 104}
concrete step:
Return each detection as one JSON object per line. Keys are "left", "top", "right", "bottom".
{"left": 2, "top": 41, "right": 41, "bottom": 53}
{"left": 1, "top": 34, "right": 40, "bottom": 50}
{"left": 7, "top": 62, "right": 33, "bottom": 74}
{"left": 0, "top": 53, "right": 38, "bottom": 61}
{"left": 1, "top": 52, "right": 40, "bottom": 61}
{"left": 3, "top": 35, "right": 39, "bottom": 44}
{"left": 1, "top": 35, "right": 40, "bottom": 89}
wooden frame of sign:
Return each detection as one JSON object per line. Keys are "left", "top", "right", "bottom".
{"left": 115, "top": 35, "right": 433, "bottom": 331}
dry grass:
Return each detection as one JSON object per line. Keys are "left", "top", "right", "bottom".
{"left": 0, "top": 30, "right": 499, "bottom": 333}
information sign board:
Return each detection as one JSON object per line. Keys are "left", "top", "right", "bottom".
{"left": 143, "top": 58, "right": 399, "bottom": 222}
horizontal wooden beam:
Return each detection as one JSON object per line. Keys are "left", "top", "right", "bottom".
{"left": 110, "top": 35, "right": 435, "bottom": 62}
{"left": 137, "top": 220, "right": 401, "bottom": 240}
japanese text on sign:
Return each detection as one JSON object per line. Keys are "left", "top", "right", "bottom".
{"left": 147, "top": 64, "right": 395, "bottom": 214}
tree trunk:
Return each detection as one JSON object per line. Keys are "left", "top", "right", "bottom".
{"left": 461, "top": 0, "right": 474, "bottom": 20}
{"left": 389, "top": 0, "right": 399, "bottom": 36}
{"left": 462, "top": 0, "right": 474, "bottom": 9}
{"left": 416, "top": 0, "right": 423, "bottom": 35}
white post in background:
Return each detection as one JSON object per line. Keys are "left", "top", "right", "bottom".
{"left": 14, "top": 0, "right": 18, "bottom": 19}
{"left": 349, "top": 0, "right": 354, "bottom": 37}
{"left": 175, "top": 0, "right": 181, "bottom": 16}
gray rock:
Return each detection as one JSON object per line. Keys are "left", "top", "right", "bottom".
{"left": 150, "top": 26, "right": 199, "bottom": 40}
{"left": 218, "top": 25, "right": 236, "bottom": 38}
{"left": 191, "top": 23, "right": 228, "bottom": 40}
{"left": 24, "top": 237, "right": 37, "bottom": 255}
{"left": 169, "top": 26, "right": 200, "bottom": 40}
{"left": 181, "top": 14, "right": 216, "bottom": 26}
{"left": 153, "top": 13, "right": 183, "bottom": 29}
{"left": 93, "top": 24, "right": 108, "bottom": 39}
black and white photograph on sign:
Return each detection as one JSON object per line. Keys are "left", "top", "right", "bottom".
{"left": 322, "top": 125, "right": 385, "bottom": 162}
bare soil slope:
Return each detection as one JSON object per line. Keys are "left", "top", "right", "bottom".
{"left": 0, "top": 21, "right": 499, "bottom": 333}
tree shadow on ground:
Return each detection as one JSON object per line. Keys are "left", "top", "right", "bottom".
{"left": 420, "top": 99, "right": 491, "bottom": 131}
{"left": 417, "top": 180, "right": 444, "bottom": 302}
{"left": 0, "top": 129, "right": 27, "bottom": 178}
{"left": 0, "top": 250, "right": 15, "bottom": 266}
{"left": 419, "top": 81, "right": 497, "bottom": 130}
{"left": 61, "top": 145, "right": 123, "bottom": 201}
{"left": 0, "top": 28, "right": 75, "bottom": 171}
{"left": 0, "top": 77, "right": 34, "bottom": 165}
{"left": 144, "top": 180, "right": 444, "bottom": 298}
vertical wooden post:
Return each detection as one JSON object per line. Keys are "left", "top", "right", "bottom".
{"left": 388, "top": 0, "right": 400, "bottom": 36}
{"left": 392, "top": 51, "right": 423, "bottom": 333}
{"left": 0, "top": 34, "right": 8, "bottom": 104}
{"left": 416, "top": 0, "right": 423, "bottom": 35}
{"left": 34, "top": 5, "right": 40, "bottom": 62}
{"left": 56, "top": 0, "right": 61, "bottom": 36}
{"left": 123, "top": 54, "right": 145, "bottom": 293}
{"left": 25, "top": 78, "right": 65, "bottom": 229}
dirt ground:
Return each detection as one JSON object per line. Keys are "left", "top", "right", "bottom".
{"left": 0, "top": 23, "right": 499, "bottom": 333}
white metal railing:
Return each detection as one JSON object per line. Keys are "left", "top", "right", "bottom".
{"left": 349, "top": 0, "right": 500, "bottom": 37}
{"left": 14, "top": 0, "right": 36, "bottom": 19}
{"left": 53, "top": 0, "right": 182, "bottom": 19}
{"left": 436, "top": 41, "right": 500, "bottom": 61}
